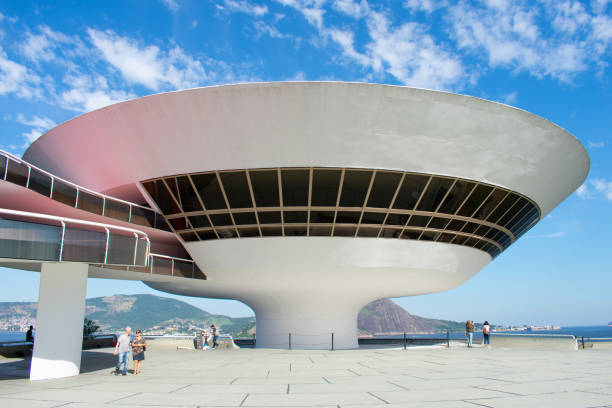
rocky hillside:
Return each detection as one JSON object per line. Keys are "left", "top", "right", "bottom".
{"left": 358, "top": 299, "right": 465, "bottom": 334}
{"left": 0, "top": 295, "right": 466, "bottom": 336}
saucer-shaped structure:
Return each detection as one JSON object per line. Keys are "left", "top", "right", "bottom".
{"left": 22, "top": 82, "right": 589, "bottom": 349}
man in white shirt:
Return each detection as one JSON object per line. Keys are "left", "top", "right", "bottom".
{"left": 113, "top": 327, "right": 132, "bottom": 376}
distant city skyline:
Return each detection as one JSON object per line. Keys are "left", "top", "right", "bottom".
{"left": 1, "top": 1, "right": 611, "bottom": 326}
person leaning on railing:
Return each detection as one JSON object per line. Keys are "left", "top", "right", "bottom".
{"left": 466, "top": 320, "right": 475, "bottom": 348}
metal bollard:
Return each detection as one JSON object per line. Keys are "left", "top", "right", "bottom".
{"left": 581, "top": 336, "right": 585, "bottom": 349}
{"left": 403, "top": 331, "right": 406, "bottom": 350}
{"left": 289, "top": 333, "right": 292, "bottom": 350}
{"left": 253, "top": 333, "right": 256, "bottom": 348}
{"left": 446, "top": 330, "right": 450, "bottom": 348}
{"left": 331, "top": 332, "right": 334, "bottom": 351}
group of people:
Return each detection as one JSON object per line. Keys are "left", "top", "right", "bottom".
{"left": 465, "top": 320, "right": 491, "bottom": 347}
{"left": 113, "top": 327, "right": 147, "bottom": 376}
{"left": 198, "top": 324, "right": 218, "bottom": 349}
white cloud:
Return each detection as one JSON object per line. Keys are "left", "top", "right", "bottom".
{"left": 0, "top": 48, "right": 42, "bottom": 99}
{"left": 525, "top": 231, "right": 566, "bottom": 239}
{"left": 588, "top": 141, "right": 605, "bottom": 148}
{"left": 591, "top": 178, "right": 612, "bottom": 201}
{"left": 160, "top": 0, "right": 179, "bottom": 12}
{"left": 15, "top": 114, "right": 57, "bottom": 147}
{"left": 253, "top": 21, "right": 287, "bottom": 39}
{"left": 403, "top": 0, "right": 445, "bottom": 13}
{"left": 277, "top": 0, "right": 463, "bottom": 89}
{"left": 576, "top": 178, "right": 612, "bottom": 201}
{"left": 447, "top": 1, "right": 597, "bottom": 82}
{"left": 500, "top": 91, "right": 518, "bottom": 105}
{"left": 0, "top": 12, "right": 18, "bottom": 23}
{"left": 576, "top": 183, "right": 591, "bottom": 198}
{"left": 87, "top": 29, "right": 208, "bottom": 90}
{"left": 223, "top": 0, "right": 268, "bottom": 16}
{"left": 59, "top": 73, "right": 135, "bottom": 112}
{"left": 22, "top": 31, "right": 55, "bottom": 62}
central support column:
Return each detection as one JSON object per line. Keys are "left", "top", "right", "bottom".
{"left": 30, "top": 262, "right": 89, "bottom": 380}
{"left": 246, "top": 293, "right": 365, "bottom": 350}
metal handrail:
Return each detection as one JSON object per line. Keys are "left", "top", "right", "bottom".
{"left": 0, "top": 150, "right": 163, "bottom": 226}
{"left": 0, "top": 208, "right": 150, "bottom": 266}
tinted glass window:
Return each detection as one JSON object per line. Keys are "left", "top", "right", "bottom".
{"left": 260, "top": 226, "right": 282, "bottom": 236}
{"left": 143, "top": 180, "right": 180, "bottom": 214}
{"left": 446, "top": 219, "right": 465, "bottom": 231}
{"left": 504, "top": 201, "right": 532, "bottom": 231}
{"left": 357, "top": 226, "right": 380, "bottom": 237}
{"left": 335, "top": 211, "right": 361, "bottom": 223}
{"left": 170, "top": 217, "right": 188, "bottom": 230}
{"left": 309, "top": 225, "right": 332, "bottom": 236}
{"left": 401, "top": 229, "right": 421, "bottom": 239}
{"left": 197, "top": 230, "right": 217, "bottom": 240}
{"left": 283, "top": 211, "right": 307, "bottom": 223}
{"left": 381, "top": 228, "right": 402, "bottom": 238}
{"left": 209, "top": 213, "right": 233, "bottom": 226}
{"left": 281, "top": 169, "right": 309, "bottom": 206}
{"left": 249, "top": 170, "right": 279, "bottom": 207}
{"left": 437, "top": 233, "right": 455, "bottom": 243}
{"left": 428, "top": 217, "right": 450, "bottom": 229}
{"left": 408, "top": 215, "right": 430, "bottom": 227}
{"left": 258, "top": 211, "right": 281, "bottom": 224}
{"left": 437, "top": 180, "right": 475, "bottom": 214}
{"left": 311, "top": 169, "right": 341, "bottom": 206}
{"left": 61, "top": 228, "right": 106, "bottom": 263}
{"left": 131, "top": 207, "right": 156, "bottom": 228}
{"left": 188, "top": 215, "right": 211, "bottom": 228}
{"left": 238, "top": 227, "right": 260, "bottom": 237}
{"left": 0, "top": 155, "right": 6, "bottom": 178}
{"left": 105, "top": 200, "right": 130, "bottom": 222}
{"left": 285, "top": 226, "right": 308, "bottom": 236}
{"left": 392, "top": 174, "right": 429, "bottom": 210}
{"left": 361, "top": 212, "right": 386, "bottom": 224}
{"left": 486, "top": 193, "right": 517, "bottom": 223}
{"left": 367, "top": 172, "right": 402, "bottom": 208}
{"left": 77, "top": 191, "right": 103, "bottom": 215}
{"left": 28, "top": 169, "right": 52, "bottom": 197}
{"left": 333, "top": 226, "right": 356, "bottom": 237}
{"left": 52, "top": 180, "right": 77, "bottom": 207}
{"left": 462, "top": 222, "right": 478, "bottom": 234}
{"left": 309, "top": 211, "right": 335, "bottom": 223}
{"left": 473, "top": 189, "right": 506, "bottom": 220}
{"left": 191, "top": 173, "right": 227, "bottom": 210}
{"left": 339, "top": 170, "right": 372, "bottom": 207}
{"left": 457, "top": 185, "right": 493, "bottom": 217}
{"left": 216, "top": 228, "right": 238, "bottom": 239}
{"left": 5, "top": 159, "right": 28, "bottom": 186}
{"left": 233, "top": 212, "right": 257, "bottom": 225}
{"left": 416, "top": 177, "right": 453, "bottom": 211}
{"left": 498, "top": 197, "right": 527, "bottom": 226}
{"left": 385, "top": 213, "right": 409, "bottom": 225}
{"left": 176, "top": 176, "right": 202, "bottom": 212}
{"left": 219, "top": 171, "right": 252, "bottom": 209}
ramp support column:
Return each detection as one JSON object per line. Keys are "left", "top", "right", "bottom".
{"left": 30, "top": 262, "right": 88, "bottom": 380}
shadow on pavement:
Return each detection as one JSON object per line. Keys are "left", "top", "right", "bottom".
{"left": 0, "top": 349, "right": 117, "bottom": 380}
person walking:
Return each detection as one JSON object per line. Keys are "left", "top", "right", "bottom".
{"left": 483, "top": 321, "right": 491, "bottom": 347}
{"left": 465, "top": 320, "right": 474, "bottom": 348}
{"left": 210, "top": 324, "right": 218, "bottom": 349}
{"left": 113, "top": 327, "right": 132, "bottom": 376}
{"left": 130, "top": 330, "right": 147, "bottom": 375}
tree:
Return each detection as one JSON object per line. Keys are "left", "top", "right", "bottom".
{"left": 83, "top": 318, "right": 100, "bottom": 337}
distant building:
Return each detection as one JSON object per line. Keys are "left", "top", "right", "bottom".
{"left": 0, "top": 82, "right": 589, "bottom": 379}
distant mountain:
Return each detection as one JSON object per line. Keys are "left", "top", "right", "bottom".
{"left": 358, "top": 299, "right": 465, "bottom": 334}
{"left": 0, "top": 295, "right": 466, "bottom": 336}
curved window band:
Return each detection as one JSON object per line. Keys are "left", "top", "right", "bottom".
{"left": 142, "top": 168, "right": 541, "bottom": 259}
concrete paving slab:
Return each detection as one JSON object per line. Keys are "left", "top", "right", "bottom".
{"left": 243, "top": 391, "right": 382, "bottom": 406}
{"left": 468, "top": 390, "right": 612, "bottom": 408}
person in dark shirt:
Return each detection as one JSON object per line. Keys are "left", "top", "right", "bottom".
{"left": 211, "top": 324, "right": 218, "bottom": 348}
{"left": 25, "top": 325, "right": 34, "bottom": 343}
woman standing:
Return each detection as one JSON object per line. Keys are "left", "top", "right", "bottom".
{"left": 483, "top": 321, "right": 491, "bottom": 347}
{"left": 131, "top": 330, "right": 147, "bottom": 374}
{"left": 465, "top": 320, "right": 474, "bottom": 347}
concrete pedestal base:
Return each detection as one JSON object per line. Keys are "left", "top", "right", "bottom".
{"left": 30, "top": 263, "right": 88, "bottom": 380}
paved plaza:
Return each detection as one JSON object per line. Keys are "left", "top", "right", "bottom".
{"left": 1, "top": 343, "right": 612, "bottom": 408}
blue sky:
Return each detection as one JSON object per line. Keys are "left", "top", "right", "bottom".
{"left": 0, "top": 0, "right": 611, "bottom": 326}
